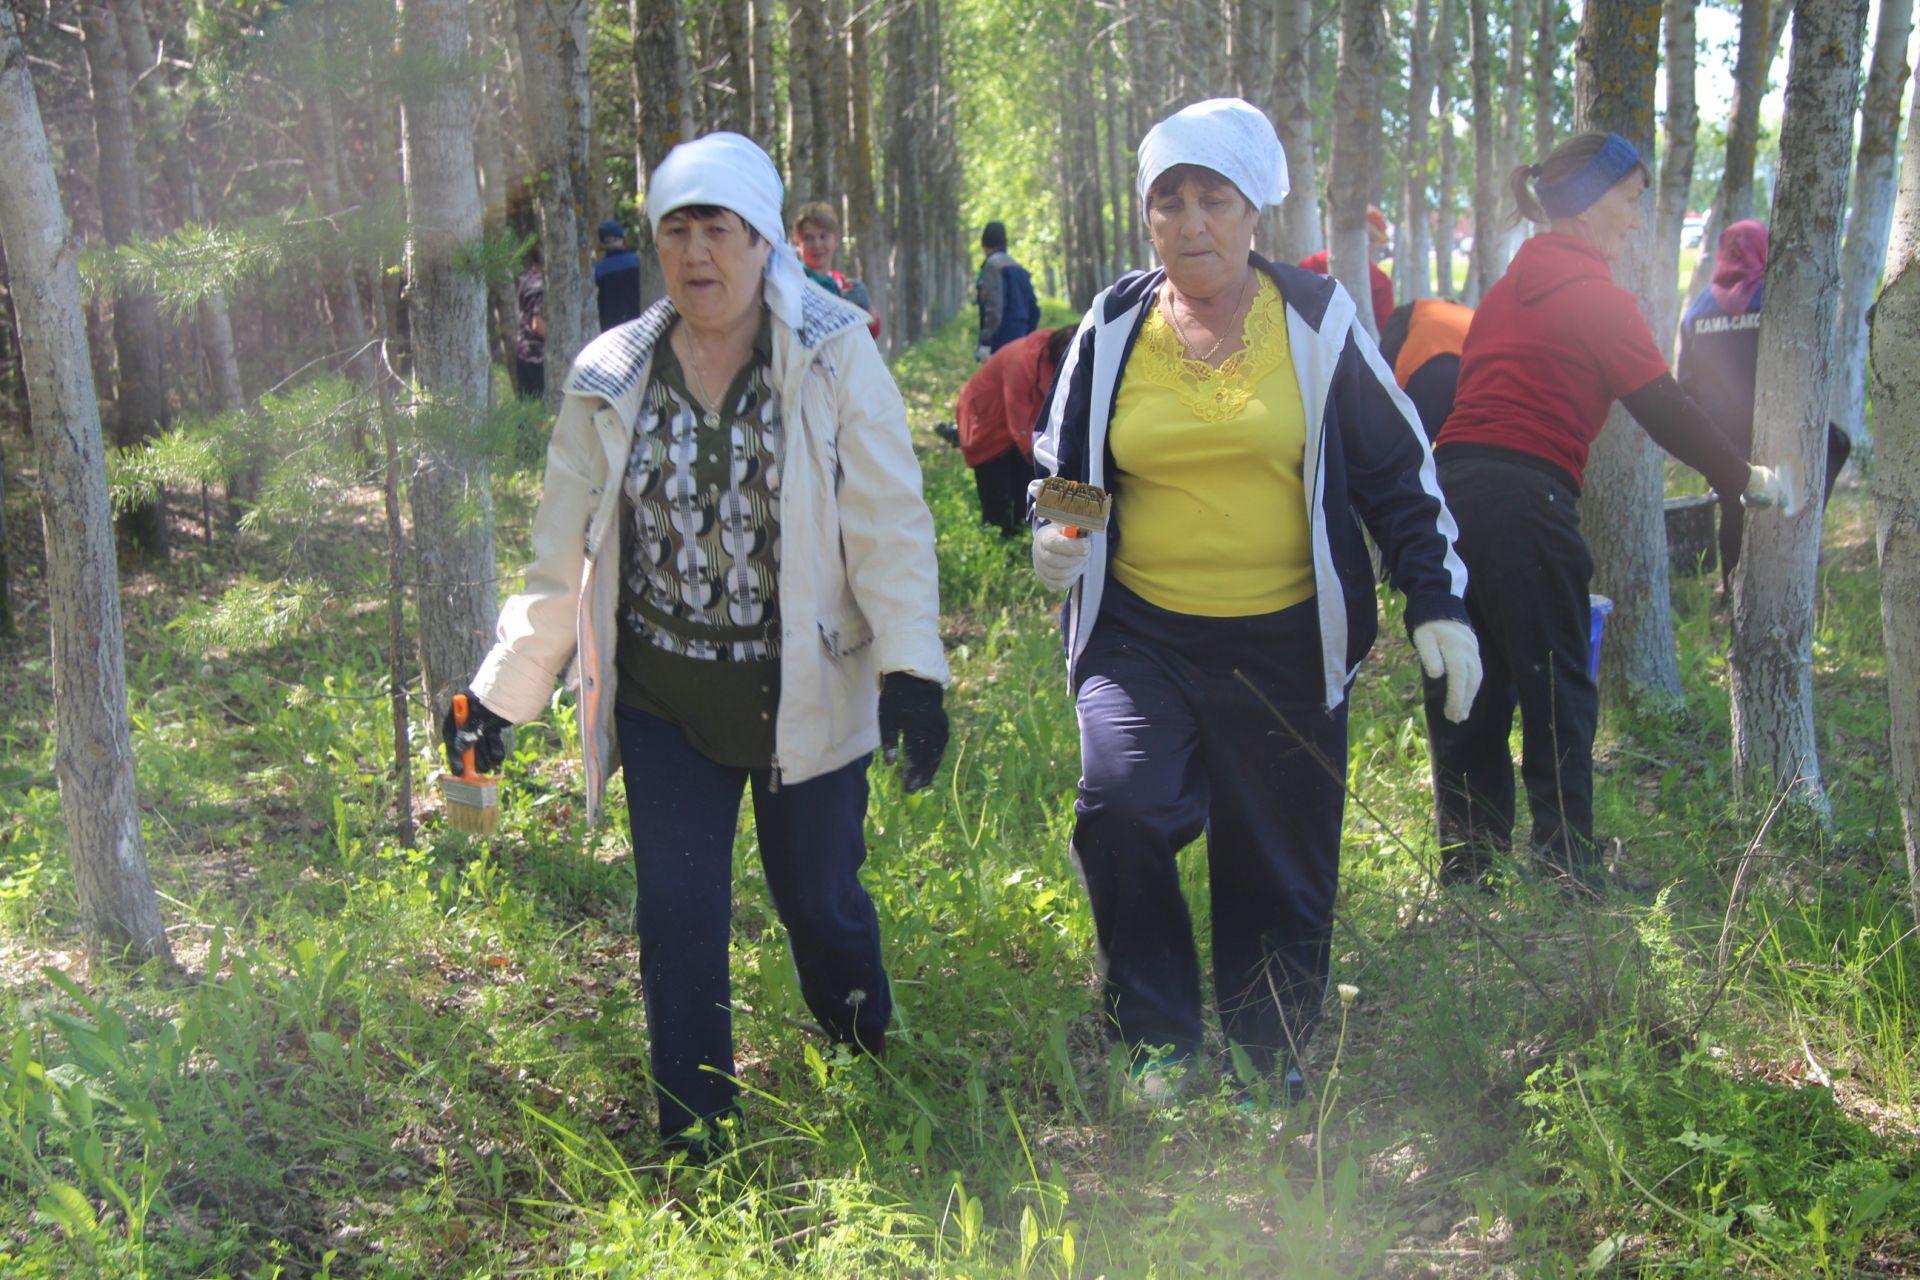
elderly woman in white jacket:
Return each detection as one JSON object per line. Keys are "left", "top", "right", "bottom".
{"left": 442, "top": 133, "right": 949, "bottom": 1155}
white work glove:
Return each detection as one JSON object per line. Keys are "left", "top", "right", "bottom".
{"left": 1032, "top": 523, "right": 1091, "bottom": 592}
{"left": 974, "top": 343, "right": 992, "bottom": 363}
{"left": 1742, "top": 463, "right": 1795, "bottom": 514}
{"left": 1413, "top": 619, "right": 1483, "bottom": 724}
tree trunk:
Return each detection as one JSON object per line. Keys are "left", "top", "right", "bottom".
{"left": 1869, "top": 65, "right": 1920, "bottom": 922}
{"left": 826, "top": 0, "right": 851, "bottom": 203}
{"left": 788, "top": 0, "right": 821, "bottom": 200}
{"left": 83, "top": 0, "right": 169, "bottom": 558}
{"left": 1534, "top": 0, "right": 1557, "bottom": 158}
{"left": 1271, "top": 0, "right": 1325, "bottom": 263}
{"left": 399, "top": 0, "right": 500, "bottom": 722}
{"left": 1435, "top": 0, "right": 1459, "bottom": 296}
{"left": 515, "top": 0, "right": 594, "bottom": 412}
{"left": 1576, "top": 0, "right": 1685, "bottom": 708}
{"left": 1331, "top": 0, "right": 1387, "bottom": 336}
{"left": 1466, "top": 0, "right": 1498, "bottom": 303}
{"left": 1405, "top": 0, "right": 1435, "bottom": 300}
{"left": 714, "top": 0, "right": 751, "bottom": 133}
{"left": 1102, "top": 39, "right": 1128, "bottom": 277}
{"left": 632, "top": 0, "right": 690, "bottom": 308}
{"left": 1833, "top": 0, "right": 1914, "bottom": 458}
{"left": 1650, "top": 0, "right": 1700, "bottom": 360}
{"left": 1684, "top": 0, "right": 1787, "bottom": 302}
{"left": 1731, "top": 0, "right": 1869, "bottom": 819}
{"left": 0, "top": 4, "right": 171, "bottom": 965}
{"left": 1496, "top": 0, "right": 1534, "bottom": 273}
{"left": 751, "top": 0, "right": 775, "bottom": 147}
{"left": 847, "top": 6, "right": 887, "bottom": 346}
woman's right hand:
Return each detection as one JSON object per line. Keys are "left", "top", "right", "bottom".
{"left": 1032, "top": 523, "right": 1091, "bottom": 591}
{"left": 442, "top": 693, "right": 512, "bottom": 775}
{"left": 1743, "top": 464, "right": 1797, "bottom": 515}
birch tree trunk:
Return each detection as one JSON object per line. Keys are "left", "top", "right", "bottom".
{"left": 632, "top": 0, "right": 690, "bottom": 308}
{"left": 1466, "top": 0, "right": 1498, "bottom": 303}
{"left": 1534, "top": 0, "right": 1558, "bottom": 157}
{"left": 1331, "top": 0, "right": 1387, "bottom": 336}
{"left": 1496, "top": 0, "right": 1534, "bottom": 273}
{"left": 717, "top": 0, "right": 751, "bottom": 133}
{"left": 1651, "top": 0, "right": 1700, "bottom": 360}
{"left": 847, "top": 7, "right": 889, "bottom": 347}
{"left": 1730, "top": 0, "right": 1870, "bottom": 820}
{"left": 787, "top": 0, "right": 821, "bottom": 200}
{"left": 0, "top": 5, "right": 172, "bottom": 965}
{"left": 1405, "top": 0, "right": 1435, "bottom": 299}
{"left": 399, "top": 0, "right": 500, "bottom": 721}
{"left": 83, "top": 0, "right": 169, "bottom": 557}
{"left": 1832, "top": 0, "right": 1914, "bottom": 458}
{"left": 751, "top": 0, "right": 774, "bottom": 148}
{"left": 826, "top": 0, "right": 851, "bottom": 203}
{"left": 1685, "top": 0, "right": 1790, "bottom": 301}
{"left": 1868, "top": 65, "right": 1920, "bottom": 921}
{"left": 1435, "top": 0, "right": 1459, "bottom": 295}
{"left": 515, "top": 0, "right": 594, "bottom": 411}
{"left": 1271, "top": 0, "right": 1325, "bottom": 263}
{"left": 1576, "top": 0, "right": 1684, "bottom": 708}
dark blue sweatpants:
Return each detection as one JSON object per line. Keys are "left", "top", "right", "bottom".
{"left": 615, "top": 704, "right": 891, "bottom": 1141}
{"left": 1072, "top": 582, "right": 1349, "bottom": 1076}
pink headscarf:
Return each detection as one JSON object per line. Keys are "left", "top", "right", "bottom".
{"left": 1710, "top": 219, "right": 1769, "bottom": 314}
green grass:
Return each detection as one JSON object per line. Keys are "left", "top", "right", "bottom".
{"left": 0, "top": 307, "right": 1915, "bottom": 1277}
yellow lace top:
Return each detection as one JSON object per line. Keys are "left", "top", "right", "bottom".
{"left": 1107, "top": 273, "right": 1314, "bottom": 617}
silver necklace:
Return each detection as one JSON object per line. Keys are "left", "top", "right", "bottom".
{"left": 677, "top": 330, "right": 740, "bottom": 427}
{"left": 1163, "top": 269, "right": 1256, "bottom": 364}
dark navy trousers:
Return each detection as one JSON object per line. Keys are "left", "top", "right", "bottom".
{"left": 615, "top": 704, "right": 890, "bottom": 1141}
{"left": 1072, "top": 582, "right": 1349, "bottom": 1076}
{"left": 1424, "top": 452, "right": 1598, "bottom": 874}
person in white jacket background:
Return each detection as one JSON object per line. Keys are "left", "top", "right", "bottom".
{"left": 441, "top": 132, "right": 950, "bottom": 1156}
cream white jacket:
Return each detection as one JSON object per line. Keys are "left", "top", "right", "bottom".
{"left": 471, "top": 287, "right": 948, "bottom": 824}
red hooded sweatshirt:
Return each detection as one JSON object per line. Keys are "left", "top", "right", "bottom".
{"left": 1438, "top": 233, "right": 1671, "bottom": 490}
{"left": 954, "top": 328, "right": 1059, "bottom": 467}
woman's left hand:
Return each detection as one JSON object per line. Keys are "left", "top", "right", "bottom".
{"left": 1413, "top": 620, "right": 1484, "bottom": 723}
{"left": 878, "top": 673, "right": 950, "bottom": 792}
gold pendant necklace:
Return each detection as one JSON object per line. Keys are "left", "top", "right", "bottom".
{"left": 678, "top": 332, "right": 733, "bottom": 427}
{"left": 1163, "top": 269, "right": 1256, "bottom": 365}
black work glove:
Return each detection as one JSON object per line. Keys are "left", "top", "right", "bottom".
{"left": 441, "top": 691, "right": 512, "bottom": 776}
{"left": 877, "top": 672, "right": 949, "bottom": 793}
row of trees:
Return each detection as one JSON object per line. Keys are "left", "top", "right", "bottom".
{"left": 2, "top": 0, "right": 1919, "bottom": 956}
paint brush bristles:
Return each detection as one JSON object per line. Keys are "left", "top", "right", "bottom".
{"left": 1033, "top": 477, "right": 1112, "bottom": 537}
{"left": 441, "top": 693, "right": 500, "bottom": 836}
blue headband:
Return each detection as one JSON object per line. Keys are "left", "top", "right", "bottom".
{"left": 1534, "top": 133, "right": 1644, "bottom": 218}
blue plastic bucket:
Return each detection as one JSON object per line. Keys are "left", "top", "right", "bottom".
{"left": 1587, "top": 594, "right": 1614, "bottom": 681}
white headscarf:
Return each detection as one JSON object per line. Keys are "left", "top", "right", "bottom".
{"left": 646, "top": 131, "right": 810, "bottom": 330}
{"left": 1136, "top": 98, "right": 1290, "bottom": 210}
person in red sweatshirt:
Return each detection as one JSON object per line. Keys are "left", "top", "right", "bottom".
{"left": 1426, "top": 132, "right": 1788, "bottom": 893}
{"left": 953, "top": 325, "right": 1074, "bottom": 535}
{"left": 1297, "top": 206, "right": 1395, "bottom": 331}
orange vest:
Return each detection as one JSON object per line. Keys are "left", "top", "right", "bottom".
{"left": 1393, "top": 298, "right": 1474, "bottom": 387}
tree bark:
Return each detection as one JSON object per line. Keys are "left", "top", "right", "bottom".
{"left": 1405, "top": 0, "right": 1435, "bottom": 299}
{"left": 0, "top": 4, "right": 172, "bottom": 964}
{"left": 1271, "top": 0, "right": 1325, "bottom": 263}
{"left": 515, "top": 0, "right": 594, "bottom": 410}
{"left": 826, "top": 0, "right": 851, "bottom": 204}
{"left": 1869, "top": 65, "right": 1920, "bottom": 922}
{"left": 1731, "top": 0, "right": 1870, "bottom": 819}
{"left": 1331, "top": 0, "right": 1387, "bottom": 336}
{"left": 398, "top": 0, "right": 500, "bottom": 722}
{"left": 1576, "top": 0, "right": 1684, "bottom": 708}
{"left": 1496, "top": 0, "right": 1534, "bottom": 273}
{"left": 1534, "top": 0, "right": 1557, "bottom": 158}
{"left": 82, "top": 0, "right": 169, "bottom": 557}
{"left": 1435, "top": 0, "right": 1459, "bottom": 296}
{"left": 751, "top": 0, "right": 774, "bottom": 147}
{"left": 787, "top": 0, "right": 821, "bottom": 201}
{"left": 1684, "top": 0, "right": 1793, "bottom": 301}
{"left": 632, "top": 0, "right": 690, "bottom": 308}
{"left": 1832, "top": 0, "right": 1914, "bottom": 458}
{"left": 1466, "top": 0, "right": 1498, "bottom": 303}
{"left": 847, "top": 5, "right": 888, "bottom": 347}
{"left": 1102, "top": 37, "right": 1128, "bottom": 277}
{"left": 1650, "top": 0, "right": 1700, "bottom": 360}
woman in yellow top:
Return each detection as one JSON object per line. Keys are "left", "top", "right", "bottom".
{"left": 1030, "top": 99, "right": 1481, "bottom": 1100}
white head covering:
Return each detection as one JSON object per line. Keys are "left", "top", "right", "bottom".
{"left": 646, "top": 131, "right": 809, "bottom": 329}
{"left": 1136, "top": 98, "right": 1290, "bottom": 210}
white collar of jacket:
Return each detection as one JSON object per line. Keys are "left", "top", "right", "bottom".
{"left": 1031, "top": 253, "right": 1465, "bottom": 713}
{"left": 564, "top": 277, "right": 869, "bottom": 427}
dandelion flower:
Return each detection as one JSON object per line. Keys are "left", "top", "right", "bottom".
{"left": 1336, "top": 983, "right": 1359, "bottom": 1006}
